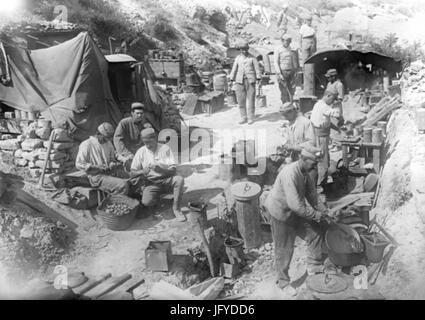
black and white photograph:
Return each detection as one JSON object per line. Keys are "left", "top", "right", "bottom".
{"left": 0, "top": 0, "right": 424, "bottom": 305}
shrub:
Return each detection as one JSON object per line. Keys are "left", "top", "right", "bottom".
{"left": 144, "top": 13, "right": 178, "bottom": 42}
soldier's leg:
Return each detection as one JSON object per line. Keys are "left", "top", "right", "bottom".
{"left": 235, "top": 83, "right": 247, "bottom": 122}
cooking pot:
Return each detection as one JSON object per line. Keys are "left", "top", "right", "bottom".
{"left": 325, "top": 223, "right": 365, "bottom": 267}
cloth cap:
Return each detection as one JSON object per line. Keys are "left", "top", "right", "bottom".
{"left": 279, "top": 102, "right": 296, "bottom": 113}
{"left": 97, "top": 122, "right": 115, "bottom": 138}
{"left": 131, "top": 102, "right": 145, "bottom": 111}
{"left": 304, "top": 14, "right": 313, "bottom": 20}
{"left": 325, "top": 69, "right": 338, "bottom": 77}
{"left": 301, "top": 144, "right": 322, "bottom": 161}
{"left": 324, "top": 90, "right": 338, "bottom": 98}
{"left": 281, "top": 34, "right": 292, "bottom": 41}
{"left": 141, "top": 127, "right": 156, "bottom": 139}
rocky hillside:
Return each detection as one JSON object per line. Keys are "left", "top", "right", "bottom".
{"left": 1, "top": 0, "right": 424, "bottom": 67}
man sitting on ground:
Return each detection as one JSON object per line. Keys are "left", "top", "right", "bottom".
{"left": 130, "top": 128, "right": 186, "bottom": 222}
{"left": 75, "top": 122, "right": 128, "bottom": 195}
{"left": 114, "top": 102, "right": 152, "bottom": 168}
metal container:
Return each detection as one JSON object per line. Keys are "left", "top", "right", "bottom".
{"left": 372, "top": 128, "right": 383, "bottom": 144}
{"left": 14, "top": 110, "right": 21, "bottom": 119}
{"left": 377, "top": 121, "right": 387, "bottom": 136}
{"left": 360, "top": 233, "right": 390, "bottom": 263}
{"left": 213, "top": 73, "right": 228, "bottom": 92}
{"left": 4, "top": 112, "right": 14, "bottom": 119}
{"left": 224, "top": 236, "right": 246, "bottom": 266}
{"left": 20, "top": 111, "right": 28, "bottom": 120}
{"left": 256, "top": 94, "right": 267, "bottom": 108}
{"left": 231, "top": 181, "right": 262, "bottom": 250}
{"left": 226, "top": 90, "right": 237, "bottom": 106}
{"left": 363, "top": 127, "right": 372, "bottom": 143}
{"left": 145, "top": 241, "right": 172, "bottom": 272}
{"left": 28, "top": 112, "right": 37, "bottom": 121}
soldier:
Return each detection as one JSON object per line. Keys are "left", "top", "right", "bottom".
{"left": 229, "top": 40, "right": 261, "bottom": 125}
{"left": 274, "top": 34, "right": 298, "bottom": 104}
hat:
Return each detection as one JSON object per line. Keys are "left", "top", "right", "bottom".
{"left": 279, "top": 102, "right": 296, "bottom": 113}
{"left": 131, "top": 102, "right": 145, "bottom": 111}
{"left": 301, "top": 144, "right": 322, "bottom": 161}
{"left": 97, "top": 122, "right": 115, "bottom": 138}
{"left": 325, "top": 69, "right": 338, "bottom": 77}
{"left": 141, "top": 127, "right": 156, "bottom": 139}
{"left": 304, "top": 14, "right": 313, "bottom": 21}
{"left": 281, "top": 34, "right": 291, "bottom": 41}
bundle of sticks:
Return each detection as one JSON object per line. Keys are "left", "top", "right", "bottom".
{"left": 362, "top": 94, "right": 402, "bottom": 128}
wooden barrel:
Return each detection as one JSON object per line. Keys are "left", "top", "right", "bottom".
{"left": 231, "top": 181, "right": 262, "bottom": 250}
{"left": 213, "top": 73, "right": 228, "bottom": 92}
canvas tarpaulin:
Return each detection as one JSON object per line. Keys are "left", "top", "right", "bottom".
{"left": 0, "top": 32, "right": 122, "bottom": 141}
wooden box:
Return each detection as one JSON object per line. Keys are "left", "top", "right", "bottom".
{"left": 145, "top": 241, "right": 172, "bottom": 272}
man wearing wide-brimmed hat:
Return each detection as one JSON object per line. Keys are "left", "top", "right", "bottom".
{"left": 264, "top": 143, "right": 332, "bottom": 294}
{"left": 325, "top": 68, "right": 345, "bottom": 126}
{"left": 76, "top": 122, "right": 129, "bottom": 195}
{"left": 274, "top": 34, "right": 298, "bottom": 104}
{"left": 229, "top": 40, "right": 261, "bottom": 125}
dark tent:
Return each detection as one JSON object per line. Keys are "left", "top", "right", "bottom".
{"left": 0, "top": 32, "right": 122, "bottom": 141}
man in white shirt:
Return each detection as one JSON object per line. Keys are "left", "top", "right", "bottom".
{"left": 310, "top": 91, "right": 340, "bottom": 187}
{"left": 299, "top": 15, "right": 316, "bottom": 63}
{"left": 75, "top": 122, "right": 128, "bottom": 195}
{"left": 130, "top": 128, "right": 185, "bottom": 222}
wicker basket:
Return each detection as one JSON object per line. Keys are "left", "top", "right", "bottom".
{"left": 97, "top": 194, "right": 139, "bottom": 231}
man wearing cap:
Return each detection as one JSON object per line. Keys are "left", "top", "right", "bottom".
{"left": 113, "top": 102, "right": 153, "bottom": 166}
{"left": 278, "top": 102, "right": 315, "bottom": 162}
{"left": 130, "top": 128, "right": 186, "bottom": 222}
{"left": 310, "top": 91, "right": 340, "bottom": 187}
{"left": 229, "top": 40, "right": 261, "bottom": 125}
{"left": 274, "top": 34, "right": 298, "bottom": 104}
{"left": 76, "top": 122, "right": 129, "bottom": 195}
{"left": 325, "top": 69, "right": 345, "bottom": 126}
{"left": 264, "top": 144, "right": 330, "bottom": 292}
{"left": 299, "top": 15, "right": 316, "bottom": 63}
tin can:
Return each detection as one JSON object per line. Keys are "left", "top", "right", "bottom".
{"left": 363, "top": 127, "right": 372, "bottom": 143}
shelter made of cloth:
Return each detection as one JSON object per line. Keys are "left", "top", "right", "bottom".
{"left": 0, "top": 32, "right": 122, "bottom": 141}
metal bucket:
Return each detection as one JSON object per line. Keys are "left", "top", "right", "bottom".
{"left": 363, "top": 127, "right": 372, "bottom": 143}
{"left": 360, "top": 233, "right": 390, "bottom": 263}
{"left": 226, "top": 90, "right": 237, "bottom": 106}
{"left": 224, "top": 236, "right": 246, "bottom": 266}
{"left": 372, "top": 128, "right": 383, "bottom": 144}
{"left": 256, "top": 94, "right": 267, "bottom": 108}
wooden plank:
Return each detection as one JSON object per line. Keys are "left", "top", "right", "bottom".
{"left": 84, "top": 274, "right": 132, "bottom": 299}
{"left": 118, "top": 276, "right": 145, "bottom": 293}
{"left": 15, "top": 189, "right": 79, "bottom": 229}
{"left": 373, "top": 148, "right": 381, "bottom": 173}
{"left": 181, "top": 94, "right": 199, "bottom": 115}
{"left": 73, "top": 273, "right": 112, "bottom": 295}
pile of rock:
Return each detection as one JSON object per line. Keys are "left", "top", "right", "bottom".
{"left": 400, "top": 60, "right": 425, "bottom": 106}
{"left": 0, "top": 122, "right": 78, "bottom": 178}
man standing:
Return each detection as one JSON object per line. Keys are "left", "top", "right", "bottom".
{"left": 274, "top": 34, "right": 298, "bottom": 104}
{"left": 276, "top": 4, "right": 289, "bottom": 34}
{"left": 229, "top": 40, "right": 261, "bottom": 125}
{"left": 325, "top": 69, "right": 345, "bottom": 126}
{"left": 278, "top": 102, "right": 315, "bottom": 162}
{"left": 76, "top": 123, "right": 128, "bottom": 195}
{"left": 265, "top": 145, "right": 330, "bottom": 293}
{"left": 130, "top": 128, "right": 186, "bottom": 222}
{"left": 310, "top": 91, "right": 340, "bottom": 187}
{"left": 113, "top": 102, "right": 152, "bottom": 167}
{"left": 299, "top": 15, "right": 316, "bottom": 63}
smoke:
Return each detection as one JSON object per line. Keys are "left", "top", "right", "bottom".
{"left": 0, "top": 262, "right": 22, "bottom": 299}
